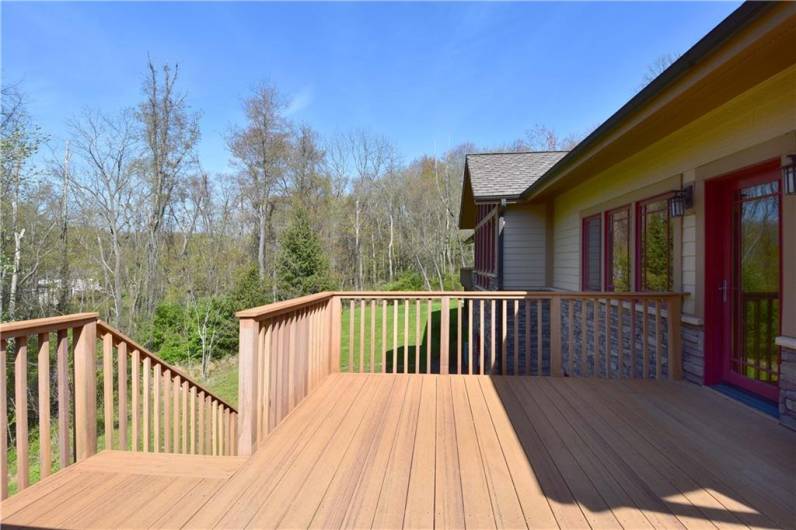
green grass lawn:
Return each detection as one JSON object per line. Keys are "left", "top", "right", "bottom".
{"left": 339, "top": 298, "right": 464, "bottom": 373}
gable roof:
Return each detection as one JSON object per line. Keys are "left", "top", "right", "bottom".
{"left": 466, "top": 151, "right": 568, "bottom": 200}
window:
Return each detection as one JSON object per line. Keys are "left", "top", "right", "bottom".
{"left": 605, "top": 206, "right": 630, "bottom": 291}
{"left": 474, "top": 203, "right": 498, "bottom": 289}
{"left": 581, "top": 214, "right": 602, "bottom": 290}
{"left": 637, "top": 194, "right": 673, "bottom": 291}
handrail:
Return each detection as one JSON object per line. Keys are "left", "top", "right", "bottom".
{"left": 235, "top": 292, "right": 335, "bottom": 320}
{"left": 0, "top": 312, "right": 99, "bottom": 338}
{"left": 2, "top": 312, "right": 238, "bottom": 500}
{"left": 96, "top": 320, "right": 236, "bottom": 411}
{"left": 336, "top": 290, "right": 686, "bottom": 299}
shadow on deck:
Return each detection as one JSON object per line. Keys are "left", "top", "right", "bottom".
{"left": 2, "top": 373, "right": 795, "bottom": 529}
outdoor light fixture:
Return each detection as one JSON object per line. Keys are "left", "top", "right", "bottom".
{"left": 783, "top": 155, "right": 796, "bottom": 195}
{"left": 669, "top": 184, "right": 694, "bottom": 217}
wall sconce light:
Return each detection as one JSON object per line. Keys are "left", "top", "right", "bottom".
{"left": 669, "top": 184, "right": 694, "bottom": 218}
{"left": 783, "top": 155, "right": 796, "bottom": 195}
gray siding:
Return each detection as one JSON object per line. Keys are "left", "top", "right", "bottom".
{"left": 502, "top": 204, "right": 547, "bottom": 289}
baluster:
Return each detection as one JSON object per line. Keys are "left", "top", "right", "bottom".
{"left": 404, "top": 299, "right": 409, "bottom": 373}
{"left": 655, "top": 299, "right": 663, "bottom": 379}
{"left": 630, "top": 298, "right": 637, "bottom": 378}
{"left": 513, "top": 300, "right": 519, "bottom": 375}
{"left": 537, "top": 300, "right": 543, "bottom": 376}
{"left": 490, "top": 299, "right": 496, "bottom": 374}
{"left": 198, "top": 391, "right": 205, "bottom": 454}
{"left": 163, "top": 369, "right": 171, "bottom": 452}
{"left": 604, "top": 301, "right": 610, "bottom": 378}
{"left": 580, "top": 299, "right": 587, "bottom": 376}
{"left": 457, "top": 299, "right": 463, "bottom": 375}
{"left": 567, "top": 300, "right": 574, "bottom": 375}
{"left": 381, "top": 300, "right": 387, "bottom": 373}
{"left": 143, "top": 357, "right": 151, "bottom": 452}
{"left": 642, "top": 299, "right": 649, "bottom": 379}
{"left": 441, "top": 297, "right": 450, "bottom": 375}
{"left": 427, "top": 299, "right": 433, "bottom": 374}
{"left": 370, "top": 300, "right": 376, "bottom": 373}
{"left": 190, "top": 386, "right": 197, "bottom": 454}
{"left": 468, "top": 300, "right": 473, "bottom": 375}
{"left": 154, "top": 364, "right": 162, "bottom": 452}
{"left": 212, "top": 400, "right": 218, "bottom": 456}
{"left": 103, "top": 332, "right": 114, "bottom": 449}
{"left": 594, "top": 300, "right": 601, "bottom": 378}
{"left": 359, "top": 300, "right": 365, "bottom": 373}
{"left": 118, "top": 342, "right": 128, "bottom": 450}
{"left": 173, "top": 375, "right": 180, "bottom": 451}
{"left": 393, "top": 300, "right": 398, "bottom": 373}
{"left": 501, "top": 299, "right": 508, "bottom": 374}
{"left": 16, "top": 336, "right": 29, "bottom": 490}
{"left": 132, "top": 350, "right": 140, "bottom": 451}
{"left": 38, "top": 333, "right": 51, "bottom": 478}
{"left": 618, "top": 299, "right": 625, "bottom": 378}
{"left": 0, "top": 339, "right": 7, "bottom": 499}
{"left": 479, "top": 299, "right": 485, "bottom": 374}
{"left": 415, "top": 299, "right": 421, "bottom": 373}
{"left": 348, "top": 300, "right": 355, "bottom": 372}
{"left": 524, "top": 300, "right": 531, "bottom": 375}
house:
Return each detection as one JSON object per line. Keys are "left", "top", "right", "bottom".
{"left": 2, "top": 2, "right": 796, "bottom": 528}
{"left": 459, "top": 0, "right": 796, "bottom": 428}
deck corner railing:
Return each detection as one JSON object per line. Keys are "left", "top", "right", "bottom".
{"left": 234, "top": 290, "right": 685, "bottom": 454}
{"left": 0, "top": 313, "right": 237, "bottom": 500}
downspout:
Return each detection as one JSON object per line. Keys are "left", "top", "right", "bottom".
{"left": 498, "top": 199, "right": 507, "bottom": 291}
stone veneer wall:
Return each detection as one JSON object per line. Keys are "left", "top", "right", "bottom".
{"left": 779, "top": 345, "right": 796, "bottom": 430}
{"left": 468, "top": 298, "right": 673, "bottom": 378}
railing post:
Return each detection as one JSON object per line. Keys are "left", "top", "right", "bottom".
{"left": 667, "top": 296, "right": 683, "bottom": 380}
{"left": 329, "top": 296, "right": 342, "bottom": 372}
{"left": 74, "top": 319, "right": 97, "bottom": 461}
{"left": 550, "top": 297, "right": 562, "bottom": 376}
{"left": 238, "top": 317, "right": 260, "bottom": 456}
{"left": 440, "top": 297, "right": 450, "bottom": 374}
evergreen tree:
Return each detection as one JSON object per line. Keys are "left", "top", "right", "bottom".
{"left": 276, "top": 207, "right": 334, "bottom": 298}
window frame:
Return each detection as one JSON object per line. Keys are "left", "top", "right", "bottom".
{"left": 635, "top": 192, "right": 675, "bottom": 292}
{"left": 604, "top": 204, "right": 631, "bottom": 292}
{"left": 581, "top": 213, "right": 602, "bottom": 291}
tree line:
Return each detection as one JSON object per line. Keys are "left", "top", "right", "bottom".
{"left": 1, "top": 59, "right": 576, "bottom": 372}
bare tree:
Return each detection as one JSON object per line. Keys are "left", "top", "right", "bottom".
{"left": 640, "top": 53, "right": 681, "bottom": 87}
{"left": 228, "top": 84, "right": 290, "bottom": 281}
{"left": 137, "top": 58, "right": 200, "bottom": 316}
{"left": 69, "top": 110, "right": 140, "bottom": 325}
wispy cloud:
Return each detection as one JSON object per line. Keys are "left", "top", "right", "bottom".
{"left": 285, "top": 86, "right": 313, "bottom": 116}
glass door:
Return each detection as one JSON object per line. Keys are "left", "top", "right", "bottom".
{"left": 726, "top": 175, "right": 781, "bottom": 399}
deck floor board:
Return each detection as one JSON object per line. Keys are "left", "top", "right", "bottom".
{"left": 2, "top": 373, "right": 795, "bottom": 529}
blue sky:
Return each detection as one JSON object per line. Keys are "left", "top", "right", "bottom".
{"left": 3, "top": 1, "right": 741, "bottom": 174}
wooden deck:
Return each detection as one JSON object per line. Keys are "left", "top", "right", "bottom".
{"left": 3, "top": 373, "right": 795, "bottom": 529}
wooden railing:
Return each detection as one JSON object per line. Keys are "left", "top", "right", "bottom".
{"left": 234, "top": 290, "right": 684, "bottom": 454}
{"left": 0, "top": 313, "right": 236, "bottom": 499}
{"left": 335, "top": 292, "right": 683, "bottom": 379}
{"left": 236, "top": 293, "right": 337, "bottom": 456}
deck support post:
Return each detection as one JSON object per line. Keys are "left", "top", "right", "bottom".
{"left": 74, "top": 319, "right": 97, "bottom": 461}
{"left": 667, "top": 296, "right": 683, "bottom": 380}
{"left": 329, "top": 296, "right": 342, "bottom": 372}
{"left": 238, "top": 317, "right": 260, "bottom": 456}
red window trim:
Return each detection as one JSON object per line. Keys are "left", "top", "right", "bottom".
{"left": 581, "top": 213, "right": 602, "bottom": 291}
{"left": 604, "top": 204, "right": 631, "bottom": 292}
{"left": 635, "top": 191, "right": 675, "bottom": 292}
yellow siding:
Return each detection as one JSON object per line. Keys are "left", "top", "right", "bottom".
{"left": 552, "top": 63, "right": 796, "bottom": 316}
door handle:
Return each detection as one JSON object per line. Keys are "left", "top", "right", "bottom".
{"left": 719, "top": 279, "right": 729, "bottom": 303}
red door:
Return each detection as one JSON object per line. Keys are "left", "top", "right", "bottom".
{"left": 705, "top": 160, "right": 782, "bottom": 401}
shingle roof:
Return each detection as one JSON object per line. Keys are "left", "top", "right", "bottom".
{"left": 465, "top": 151, "right": 569, "bottom": 200}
